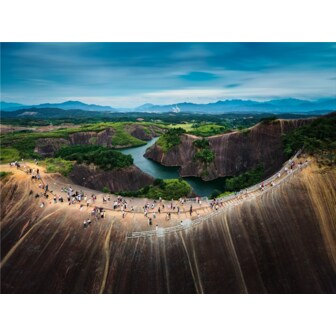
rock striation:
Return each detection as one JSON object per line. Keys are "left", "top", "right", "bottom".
{"left": 68, "top": 163, "right": 154, "bottom": 192}
{"left": 144, "top": 119, "right": 311, "bottom": 180}
{"left": 1, "top": 161, "right": 335, "bottom": 293}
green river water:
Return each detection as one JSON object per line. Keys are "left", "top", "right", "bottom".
{"left": 119, "top": 138, "right": 225, "bottom": 197}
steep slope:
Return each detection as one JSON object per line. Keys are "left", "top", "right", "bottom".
{"left": 1, "top": 161, "right": 335, "bottom": 293}
{"left": 145, "top": 119, "right": 311, "bottom": 180}
{"left": 68, "top": 163, "right": 154, "bottom": 192}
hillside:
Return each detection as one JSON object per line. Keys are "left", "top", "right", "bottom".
{"left": 0, "top": 122, "right": 164, "bottom": 162}
{"left": 1, "top": 100, "right": 117, "bottom": 112}
{"left": 145, "top": 118, "right": 312, "bottom": 180}
{"left": 1, "top": 160, "right": 335, "bottom": 293}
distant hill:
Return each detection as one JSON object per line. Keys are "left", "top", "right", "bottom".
{"left": 134, "top": 98, "right": 336, "bottom": 114}
{"left": 1, "top": 100, "right": 117, "bottom": 112}
{"left": 0, "top": 102, "right": 26, "bottom": 110}
{"left": 1, "top": 98, "right": 335, "bottom": 114}
{"left": 0, "top": 107, "right": 116, "bottom": 119}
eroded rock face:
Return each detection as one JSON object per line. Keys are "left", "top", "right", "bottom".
{"left": 68, "top": 164, "right": 154, "bottom": 192}
{"left": 1, "top": 162, "right": 335, "bottom": 293}
{"left": 145, "top": 119, "right": 311, "bottom": 180}
{"left": 35, "top": 138, "right": 70, "bottom": 157}
{"left": 126, "top": 124, "right": 164, "bottom": 141}
{"left": 34, "top": 126, "right": 163, "bottom": 157}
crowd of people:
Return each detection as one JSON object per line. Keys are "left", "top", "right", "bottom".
{"left": 8, "top": 155, "right": 309, "bottom": 230}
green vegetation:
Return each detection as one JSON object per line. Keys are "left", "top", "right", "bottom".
{"left": 217, "top": 191, "right": 234, "bottom": 198}
{"left": 119, "top": 178, "right": 192, "bottom": 200}
{"left": 239, "top": 128, "right": 251, "bottom": 136}
{"left": 282, "top": 115, "right": 336, "bottom": 160}
{"left": 260, "top": 116, "right": 278, "bottom": 124}
{"left": 194, "top": 148, "right": 215, "bottom": 163}
{"left": 56, "top": 145, "right": 133, "bottom": 170}
{"left": 0, "top": 147, "right": 21, "bottom": 163}
{"left": 193, "top": 138, "right": 210, "bottom": 149}
{"left": 156, "top": 127, "right": 185, "bottom": 152}
{"left": 193, "top": 138, "right": 215, "bottom": 164}
{"left": 166, "top": 123, "right": 194, "bottom": 132}
{"left": 0, "top": 122, "right": 163, "bottom": 161}
{"left": 0, "top": 171, "right": 13, "bottom": 179}
{"left": 43, "top": 158, "right": 74, "bottom": 176}
{"left": 189, "top": 123, "right": 228, "bottom": 137}
{"left": 168, "top": 122, "right": 229, "bottom": 136}
{"left": 79, "top": 122, "right": 148, "bottom": 147}
{"left": 225, "top": 165, "right": 265, "bottom": 191}
{"left": 102, "top": 186, "right": 111, "bottom": 193}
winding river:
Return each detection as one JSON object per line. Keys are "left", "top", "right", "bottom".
{"left": 119, "top": 137, "right": 225, "bottom": 196}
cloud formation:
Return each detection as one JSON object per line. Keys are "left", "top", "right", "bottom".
{"left": 1, "top": 42, "right": 335, "bottom": 107}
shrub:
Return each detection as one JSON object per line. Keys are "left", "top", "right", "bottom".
{"left": 119, "top": 179, "right": 192, "bottom": 200}
{"left": 56, "top": 145, "right": 133, "bottom": 170}
{"left": 193, "top": 138, "right": 215, "bottom": 164}
{"left": 102, "top": 186, "right": 111, "bottom": 193}
{"left": 193, "top": 138, "right": 210, "bottom": 149}
{"left": 225, "top": 165, "right": 264, "bottom": 191}
{"left": 260, "top": 116, "right": 277, "bottom": 124}
{"left": 156, "top": 128, "right": 185, "bottom": 152}
{"left": 0, "top": 147, "right": 21, "bottom": 163}
{"left": 43, "top": 158, "right": 74, "bottom": 176}
{"left": 194, "top": 148, "right": 215, "bottom": 163}
{"left": 282, "top": 115, "right": 336, "bottom": 158}
{"left": 210, "top": 189, "right": 221, "bottom": 199}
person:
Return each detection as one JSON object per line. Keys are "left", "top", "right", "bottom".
{"left": 148, "top": 217, "right": 152, "bottom": 226}
{"left": 83, "top": 220, "right": 87, "bottom": 229}
{"left": 189, "top": 205, "right": 193, "bottom": 216}
{"left": 45, "top": 184, "right": 49, "bottom": 192}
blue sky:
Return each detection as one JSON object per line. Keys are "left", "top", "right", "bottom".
{"left": 1, "top": 42, "right": 335, "bottom": 107}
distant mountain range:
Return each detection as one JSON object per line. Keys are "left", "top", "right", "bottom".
{"left": 1, "top": 98, "right": 335, "bottom": 114}
{"left": 133, "top": 98, "right": 336, "bottom": 114}
{"left": 1, "top": 100, "right": 117, "bottom": 112}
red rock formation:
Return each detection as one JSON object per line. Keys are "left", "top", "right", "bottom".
{"left": 145, "top": 119, "right": 311, "bottom": 180}
{"left": 125, "top": 124, "right": 164, "bottom": 141}
{"left": 68, "top": 163, "right": 154, "bottom": 192}
{"left": 1, "top": 162, "right": 335, "bottom": 293}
